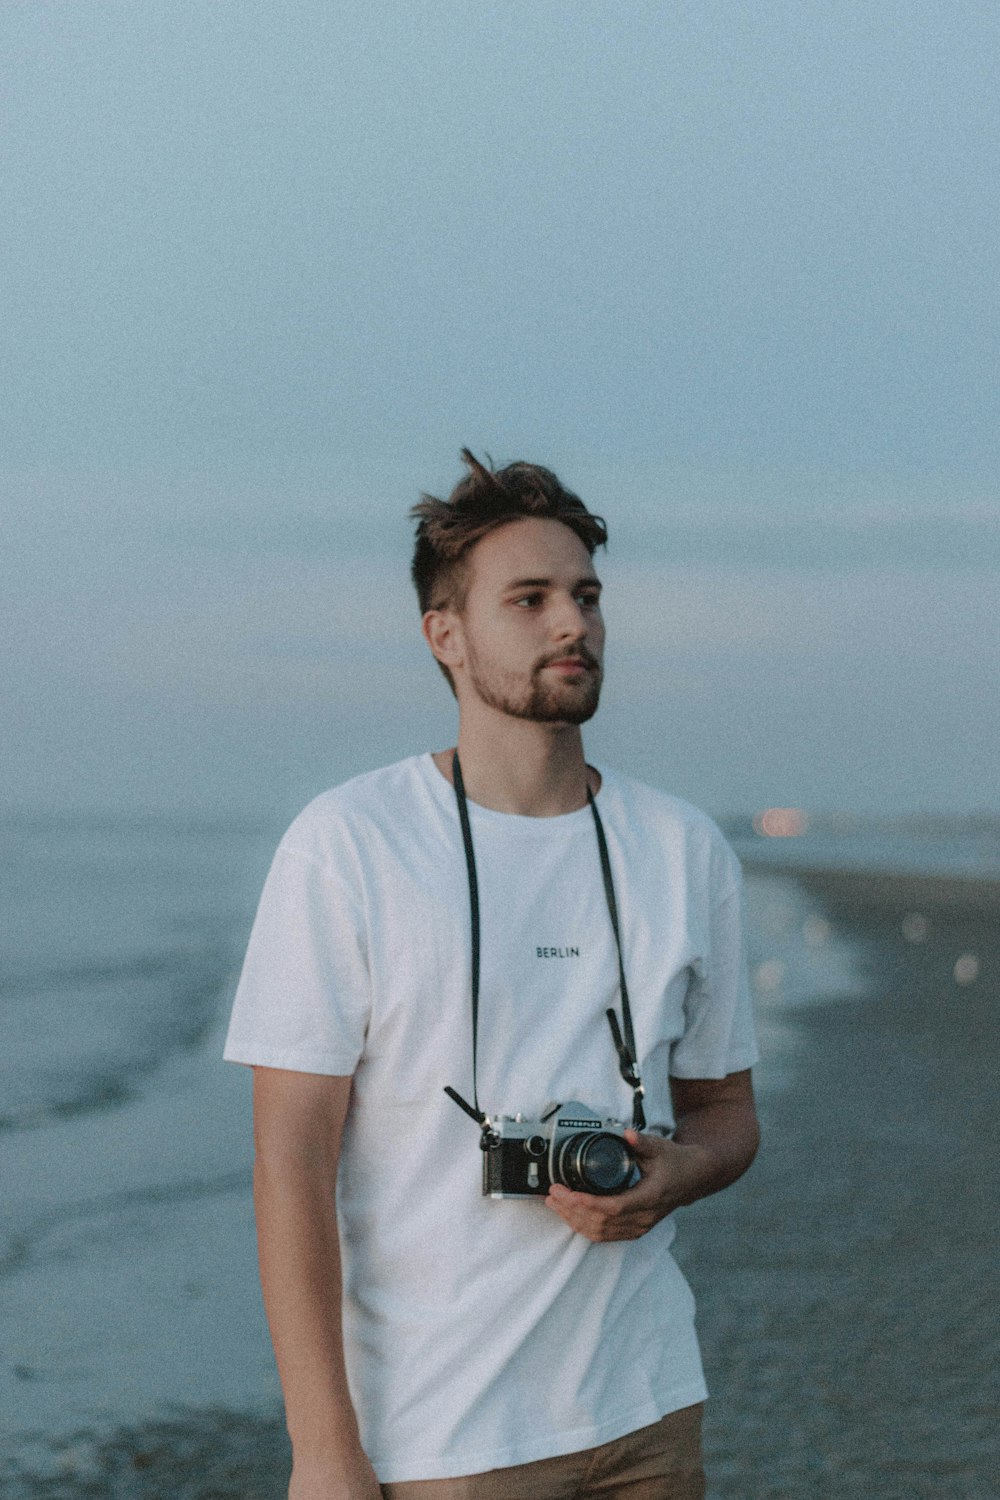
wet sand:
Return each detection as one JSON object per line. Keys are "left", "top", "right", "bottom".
{"left": 683, "top": 867, "right": 1000, "bottom": 1498}
{"left": 6, "top": 868, "right": 998, "bottom": 1498}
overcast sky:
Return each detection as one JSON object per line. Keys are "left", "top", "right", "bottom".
{"left": 3, "top": 1, "right": 998, "bottom": 819}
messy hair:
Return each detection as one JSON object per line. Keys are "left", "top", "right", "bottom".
{"left": 410, "top": 450, "right": 608, "bottom": 690}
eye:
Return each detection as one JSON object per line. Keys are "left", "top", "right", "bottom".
{"left": 514, "top": 592, "right": 543, "bottom": 608}
{"left": 576, "top": 590, "right": 601, "bottom": 610}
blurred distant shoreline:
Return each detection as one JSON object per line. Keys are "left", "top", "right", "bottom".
{"left": 723, "top": 809, "right": 1000, "bottom": 893}
{"left": 743, "top": 862, "right": 1000, "bottom": 918}
{"left": 3, "top": 802, "right": 998, "bottom": 840}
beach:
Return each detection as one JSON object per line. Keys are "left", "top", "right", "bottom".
{"left": 683, "top": 861, "right": 1000, "bottom": 1499}
{"left": 2, "top": 821, "right": 997, "bottom": 1498}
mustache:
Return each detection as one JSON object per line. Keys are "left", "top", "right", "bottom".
{"left": 536, "top": 647, "right": 601, "bottom": 672}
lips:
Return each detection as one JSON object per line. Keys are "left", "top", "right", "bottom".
{"left": 541, "top": 656, "right": 595, "bottom": 676}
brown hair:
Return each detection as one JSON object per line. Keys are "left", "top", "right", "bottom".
{"left": 410, "top": 449, "right": 607, "bottom": 617}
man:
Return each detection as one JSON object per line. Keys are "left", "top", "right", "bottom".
{"left": 225, "top": 452, "right": 760, "bottom": 1499}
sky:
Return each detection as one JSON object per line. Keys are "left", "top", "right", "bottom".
{"left": 3, "top": 1, "right": 998, "bottom": 820}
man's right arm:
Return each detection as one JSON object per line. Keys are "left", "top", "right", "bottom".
{"left": 252, "top": 1067, "right": 381, "bottom": 1500}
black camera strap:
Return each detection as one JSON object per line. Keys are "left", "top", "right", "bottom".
{"left": 443, "top": 752, "right": 646, "bottom": 1139}
{"left": 586, "top": 782, "right": 647, "bottom": 1130}
{"left": 444, "top": 750, "right": 485, "bottom": 1130}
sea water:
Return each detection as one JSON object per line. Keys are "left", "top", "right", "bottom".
{"left": 1, "top": 813, "right": 280, "bottom": 1484}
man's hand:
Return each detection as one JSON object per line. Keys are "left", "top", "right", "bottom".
{"left": 545, "top": 1071, "right": 760, "bottom": 1243}
{"left": 544, "top": 1131, "right": 708, "bottom": 1242}
{"left": 289, "top": 1447, "right": 382, "bottom": 1500}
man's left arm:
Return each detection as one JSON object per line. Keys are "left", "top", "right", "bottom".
{"left": 545, "top": 1070, "right": 759, "bottom": 1243}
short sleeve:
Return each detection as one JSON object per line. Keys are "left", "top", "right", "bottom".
{"left": 223, "top": 843, "right": 371, "bottom": 1075}
{"left": 669, "top": 874, "right": 758, "bottom": 1079}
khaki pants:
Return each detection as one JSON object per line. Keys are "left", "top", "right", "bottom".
{"left": 380, "top": 1403, "right": 705, "bottom": 1500}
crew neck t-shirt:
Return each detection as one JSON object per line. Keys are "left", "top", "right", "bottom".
{"left": 224, "top": 753, "right": 757, "bottom": 1484}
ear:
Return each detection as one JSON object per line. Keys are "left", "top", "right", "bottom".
{"left": 422, "top": 607, "right": 464, "bottom": 673}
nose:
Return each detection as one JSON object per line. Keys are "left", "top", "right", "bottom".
{"left": 551, "top": 593, "right": 589, "bottom": 643}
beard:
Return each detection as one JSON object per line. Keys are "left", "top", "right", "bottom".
{"left": 466, "top": 645, "right": 603, "bottom": 725}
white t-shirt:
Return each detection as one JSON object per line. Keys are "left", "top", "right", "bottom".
{"left": 224, "top": 754, "right": 757, "bottom": 1484}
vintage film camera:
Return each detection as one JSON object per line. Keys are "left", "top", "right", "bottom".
{"left": 482, "top": 1100, "right": 637, "bottom": 1199}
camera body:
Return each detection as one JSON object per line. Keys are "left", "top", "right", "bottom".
{"left": 482, "top": 1100, "right": 637, "bottom": 1199}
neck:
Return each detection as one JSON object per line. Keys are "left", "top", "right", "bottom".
{"left": 433, "top": 712, "right": 598, "bottom": 817}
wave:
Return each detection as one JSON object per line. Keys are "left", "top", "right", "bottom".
{"left": 0, "top": 1170, "right": 251, "bottom": 1281}
{"left": 0, "top": 946, "right": 215, "bottom": 999}
{"left": 0, "top": 946, "right": 238, "bottom": 1135}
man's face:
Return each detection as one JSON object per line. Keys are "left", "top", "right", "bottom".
{"left": 454, "top": 517, "right": 605, "bottom": 725}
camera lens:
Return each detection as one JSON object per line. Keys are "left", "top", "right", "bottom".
{"left": 556, "top": 1132, "right": 634, "bottom": 1195}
